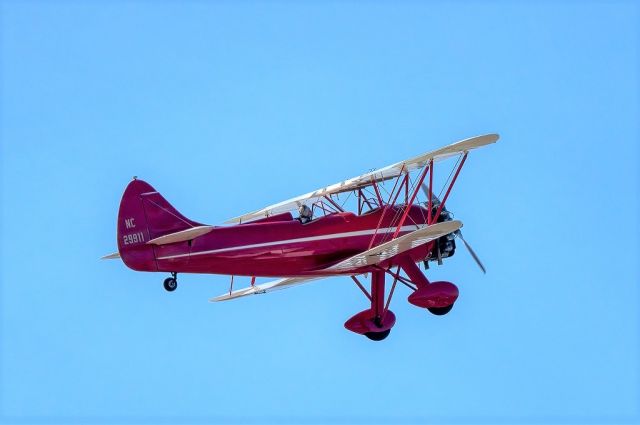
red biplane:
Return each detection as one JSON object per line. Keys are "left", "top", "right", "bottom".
{"left": 104, "top": 134, "right": 498, "bottom": 340}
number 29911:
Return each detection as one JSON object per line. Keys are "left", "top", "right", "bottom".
{"left": 123, "top": 232, "right": 145, "bottom": 245}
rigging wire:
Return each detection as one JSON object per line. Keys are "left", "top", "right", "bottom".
{"left": 144, "top": 198, "right": 193, "bottom": 227}
{"left": 438, "top": 154, "right": 462, "bottom": 200}
{"left": 339, "top": 191, "right": 353, "bottom": 209}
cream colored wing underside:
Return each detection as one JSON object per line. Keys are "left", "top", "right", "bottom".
{"left": 210, "top": 276, "right": 329, "bottom": 302}
{"left": 146, "top": 225, "right": 215, "bottom": 245}
{"left": 225, "top": 134, "right": 498, "bottom": 224}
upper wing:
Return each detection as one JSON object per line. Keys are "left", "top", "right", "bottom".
{"left": 210, "top": 276, "right": 329, "bottom": 302}
{"left": 225, "top": 134, "right": 498, "bottom": 224}
{"left": 325, "top": 220, "right": 462, "bottom": 272}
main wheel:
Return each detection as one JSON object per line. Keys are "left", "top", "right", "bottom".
{"left": 364, "top": 329, "right": 391, "bottom": 341}
{"left": 163, "top": 277, "right": 177, "bottom": 292}
{"left": 427, "top": 304, "right": 453, "bottom": 316}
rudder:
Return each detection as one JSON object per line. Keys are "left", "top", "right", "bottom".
{"left": 117, "top": 178, "right": 203, "bottom": 271}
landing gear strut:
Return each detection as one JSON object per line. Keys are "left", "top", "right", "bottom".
{"left": 344, "top": 270, "right": 396, "bottom": 342}
{"left": 163, "top": 272, "right": 178, "bottom": 292}
{"left": 399, "top": 257, "right": 458, "bottom": 316}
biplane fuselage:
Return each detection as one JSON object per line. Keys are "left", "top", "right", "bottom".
{"left": 153, "top": 206, "right": 434, "bottom": 277}
{"left": 117, "top": 178, "right": 439, "bottom": 277}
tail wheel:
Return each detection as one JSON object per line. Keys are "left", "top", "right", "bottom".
{"left": 364, "top": 329, "right": 391, "bottom": 341}
{"left": 163, "top": 277, "right": 177, "bottom": 292}
{"left": 427, "top": 304, "right": 454, "bottom": 316}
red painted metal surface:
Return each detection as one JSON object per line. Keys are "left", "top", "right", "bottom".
{"left": 344, "top": 309, "right": 396, "bottom": 335}
{"left": 407, "top": 281, "right": 459, "bottom": 308}
{"left": 371, "top": 270, "right": 385, "bottom": 318}
{"left": 398, "top": 256, "right": 430, "bottom": 287}
{"left": 344, "top": 269, "right": 402, "bottom": 335}
{"left": 243, "top": 212, "right": 294, "bottom": 224}
{"left": 117, "top": 179, "right": 203, "bottom": 272}
{"left": 117, "top": 180, "right": 439, "bottom": 278}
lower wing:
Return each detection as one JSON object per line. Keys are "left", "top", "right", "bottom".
{"left": 210, "top": 276, "right": 330, "bottom": 302}
{"left": 209, "top": 220, "right": 461, "bottom": 302}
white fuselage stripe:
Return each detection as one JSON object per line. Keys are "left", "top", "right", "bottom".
{"left": 156, "top": 224, "right": 425, "bottom": 260}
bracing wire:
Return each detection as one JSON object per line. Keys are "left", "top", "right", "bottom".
{"left": 438, "top": 154, "right": 462, "bottom": 200}
{"left": 144, "top": 198, "right": 193, "bottom": 227}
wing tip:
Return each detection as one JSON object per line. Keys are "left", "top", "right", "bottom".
{"left": 459, "top": 133, "right": 500, "bottom": 149}
{"left": 210, "top": 286, "right": 257, "bottom": 302}
{"left": 485, "top": 133, "right": 500, "bottom": 143}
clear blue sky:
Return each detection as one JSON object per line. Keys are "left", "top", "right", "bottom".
{"left": 1, "top": 1, "right": 638, "bottom": 424}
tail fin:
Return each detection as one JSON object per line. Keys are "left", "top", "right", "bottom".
{"left": 117, "top": 178, "right": 203, "bottom": 271}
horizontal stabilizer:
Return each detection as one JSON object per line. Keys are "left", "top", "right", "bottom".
{"left": 210, "top": 276, "right": 327, "bottom": 302}
{"left": 326, "top": 220, "right": 462, "bottom": 272}
{"left": 101, "top": 252, "right": 121, "bottom": 260}
{"left": 146, "top": 226, "right": 215, "bottom": 245}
